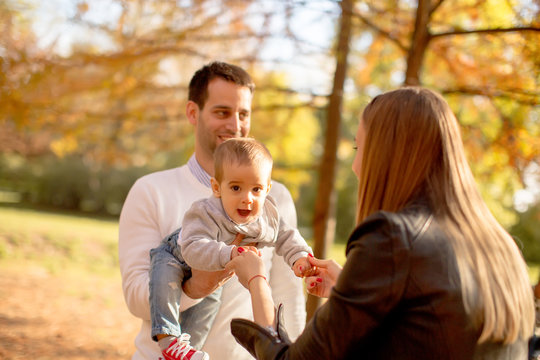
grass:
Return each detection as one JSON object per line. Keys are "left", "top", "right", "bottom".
{"left": 0, "top": 205, "right": 538, "bottom": 284}
{"left": 0, "top": 206, "right": 119, "bottom": 276}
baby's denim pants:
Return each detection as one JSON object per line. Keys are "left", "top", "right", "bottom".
{"left": 149, "top": 228, "right": 222, "bottom": 350}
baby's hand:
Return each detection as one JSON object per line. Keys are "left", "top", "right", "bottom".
{"left": 292, "top": 256, "right": 312, "bottom": 278}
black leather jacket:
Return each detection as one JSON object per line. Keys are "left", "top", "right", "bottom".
{"left": 232, "top": 201, "right": 528, "bottom": 359}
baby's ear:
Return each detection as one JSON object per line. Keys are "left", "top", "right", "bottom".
{"left": 210, "top": 178, "right": 221, "bottom": 198}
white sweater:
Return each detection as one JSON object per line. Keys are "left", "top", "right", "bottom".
{"left": 119, "top": 164, "right": 306, "bottom": 360}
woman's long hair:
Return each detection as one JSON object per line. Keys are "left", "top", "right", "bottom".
{"left": 356, "top": 87, "right": 533, "bottom": 344}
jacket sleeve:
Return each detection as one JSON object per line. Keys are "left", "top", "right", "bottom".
{"left": 180, "top": 201, "right": 235, "bottom": 271}
{"left": 274, "top": 221, "right": 312, "bottom": 268}
{"left": 284, "top": 213, "right": 411, "bottom": 359}
{"left": 269, "top": 196, "right": 312, "bottom": 268}
{"left": 266, "top": 182, "right": 307, "bottom": 341}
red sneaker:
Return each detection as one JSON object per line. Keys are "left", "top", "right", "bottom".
{"left": 161, "top": 334, "right": 209, "bottom": 360}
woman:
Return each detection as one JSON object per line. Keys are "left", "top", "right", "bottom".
{"left": 226, "top": 87, "right": 534, "bottom": 359}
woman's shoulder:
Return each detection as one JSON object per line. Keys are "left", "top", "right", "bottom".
{"left": 346, "top": 203, "right": 434, "bottom": 254}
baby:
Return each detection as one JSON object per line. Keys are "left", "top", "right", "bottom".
{"left": 149, "top": 137, "right": 312, "bottom": 360}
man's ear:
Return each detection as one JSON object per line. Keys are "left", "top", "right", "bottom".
{"left": 210, "top": 178, "right": 221, "bottom": 198}
{"left": 186, "top": 100, "right": 199, "bottom": 126}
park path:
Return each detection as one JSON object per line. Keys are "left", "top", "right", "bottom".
{"left": 0, "top": 265, "right": 139, "bottom": 359}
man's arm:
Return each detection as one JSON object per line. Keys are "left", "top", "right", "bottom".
{"left": 119, "top": 178, "right": 163, "bottom": 320}
{"left": 119, "top": 177, "right": 201, "bottom": 320}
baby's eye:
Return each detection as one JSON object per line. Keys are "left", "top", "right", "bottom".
{"left": 253, "top": 186, "right": 264, "bottom": 194}
{"left": 231, "top": 185, "right": 240, "bottom": 191}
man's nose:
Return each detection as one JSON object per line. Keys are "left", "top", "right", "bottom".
{"left": 225, "top": 113, "right": 241, "bottom": 133}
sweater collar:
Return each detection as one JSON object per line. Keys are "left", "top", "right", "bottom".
{"left": 187, "top": 154, "right": 212, "bottom": 188}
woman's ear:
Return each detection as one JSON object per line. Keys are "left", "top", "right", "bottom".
{"left": 211, "top": 178, "right": 221, "bottom": 198}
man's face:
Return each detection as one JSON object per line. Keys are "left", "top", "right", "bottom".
{"left": 194, "top": 78, "right": 252, "bottom": 157}
{"left": 211, "top": 161, "right": 272, "bottom": 225}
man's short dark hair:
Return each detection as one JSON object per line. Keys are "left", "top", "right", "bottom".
{"left": 188, "top": 61, "right": 255, "bottom": 109}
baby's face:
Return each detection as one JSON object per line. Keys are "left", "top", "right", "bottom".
{"left": 211, "top": 162, "right": 272, "bottom": 225}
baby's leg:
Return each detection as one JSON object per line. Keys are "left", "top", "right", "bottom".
{"left": 149, "top": 242, "right": 187, "bottom": 341}
{"left": 179, "top": 287, "right": 223, "bottom": 349}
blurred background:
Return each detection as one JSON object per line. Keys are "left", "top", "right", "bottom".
{"left": 0, "top": 0, "right": 539, "bottom": 357}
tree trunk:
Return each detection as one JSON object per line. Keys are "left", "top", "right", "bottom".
{"left": 306, "top": 0, "right": 354, "bottom": 320}
{"left": 404, "top": 0, "right": 432, "bottom": 85}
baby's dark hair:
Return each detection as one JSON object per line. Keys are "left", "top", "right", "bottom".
{"left": 214, "top": 138, "right": 273, "bottom": 183}
{"left": 188, "top": 61, "right": 255, "bottom": 109}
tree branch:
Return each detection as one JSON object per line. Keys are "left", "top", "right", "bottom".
{"left": 351, "top": 11, "right": 408, "bottom": 52}
{"left": 430, "top": 0, "right": 446, "bottom": 16}
{"left": 441, "top": 86, "right": 539, "bottom": 106}
{"left": 432, "top": 26, "right": 540, "bottom": 38}
{"left": 253, "top": 102, "right": 325, "bottom": 112}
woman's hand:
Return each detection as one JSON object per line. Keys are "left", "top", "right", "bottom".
{"left": 225, "top": 250, "right": 266, "bottom": 290}
{"left": 304, "top": 255, "right": 342, "bottom": 298}
{"left": 231, "top": 245, "right": 260, "bottom": 260}
{"left": 226, "top": 248, "right": 275, "bottom": 328}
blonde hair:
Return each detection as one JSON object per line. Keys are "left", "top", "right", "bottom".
{"left": 357, "top": 87, "right": 533, "bottom": 343}
{"left": 214, "top": 138, "right": 273, "bottom": 183}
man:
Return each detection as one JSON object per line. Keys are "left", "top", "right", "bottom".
{"left": 119, "top": 61, "right": 306, "bottom": 359}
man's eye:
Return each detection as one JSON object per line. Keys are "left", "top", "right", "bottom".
{"left": 353, "top": 146, "right": 358, "bottom": 150}
{"left": 216, "top": 110, "right": 228, "bottom": 117}
{"left": 239, "top": 112, "right": 249, "bottom": 121}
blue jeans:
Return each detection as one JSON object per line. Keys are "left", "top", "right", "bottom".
{"left": 149, "top": 228, "right": 222, "bottom": 350}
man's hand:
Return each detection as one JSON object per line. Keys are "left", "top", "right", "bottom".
{"left": 182, "top": 233, "right": 246, "bottom": 299}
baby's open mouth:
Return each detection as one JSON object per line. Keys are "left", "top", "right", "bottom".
{"left": 237, "top": 209, "right": 251, "bottom": 217}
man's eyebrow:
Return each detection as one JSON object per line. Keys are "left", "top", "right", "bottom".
{"left": 211, "top": 105, "right": 232, "bottom": 110}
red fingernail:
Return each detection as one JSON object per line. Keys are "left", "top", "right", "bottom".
{"left": 299, "top": 266, "right": 304, "bottom": 272}
{"left": 316, "top": 278, "right": 322, "bottom": 283}
{"left": 238, "top": 247, "right": 244, "bottom": 253}
{"left": 308, "top": 253, "right": 313, "bottom": 258}
{"left": 310, "top": 283, "right": 315, "bottom": 287}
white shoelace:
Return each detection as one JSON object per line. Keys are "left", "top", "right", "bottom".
{"left": 166, "top": 333, "right": 195, "bottom": 359}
